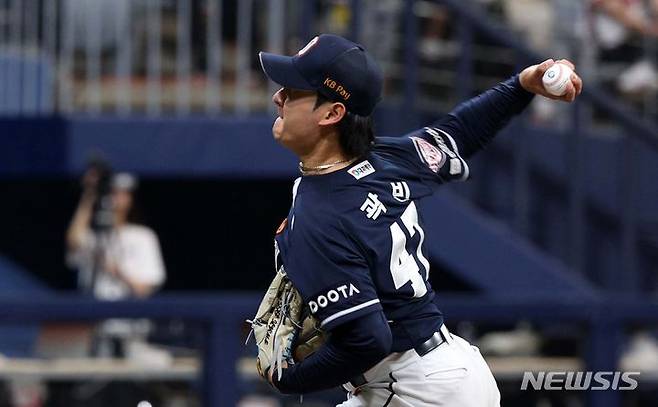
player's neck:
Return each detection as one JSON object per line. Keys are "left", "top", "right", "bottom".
{"left": 299, "top": 142, "right": 353, "bottom": 176}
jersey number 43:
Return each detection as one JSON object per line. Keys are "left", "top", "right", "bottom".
{"left": 389, "top": 202, "right": 430, "bottom": 298}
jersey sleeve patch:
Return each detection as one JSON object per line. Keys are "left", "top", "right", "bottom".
{"left": 410, "top": 136, "right": 445, "bottom": 174}
{"left": 423, "top": 127, "right": 470, "bottom": 181}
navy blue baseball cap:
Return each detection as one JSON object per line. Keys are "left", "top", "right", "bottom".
{"left": 259, "top": 34, "right": 383, "bottom": 116}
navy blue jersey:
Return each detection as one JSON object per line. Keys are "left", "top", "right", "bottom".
{"left": 272, "top": 75, "right": 535, "bottom": 394}
{"left": 274, "top": 126, "right": 469, "bottom": 352}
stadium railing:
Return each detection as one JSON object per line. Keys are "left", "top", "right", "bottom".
{"left": 2, "top": 295, "right": 658, "bottom": 407}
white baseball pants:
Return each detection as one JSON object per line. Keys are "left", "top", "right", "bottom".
{"left": 338, "top": 328, "right": 500, "bottom": 407}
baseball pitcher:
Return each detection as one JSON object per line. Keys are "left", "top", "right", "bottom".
{"left": 249, "top": 34, "right": 582, "bottom": 406}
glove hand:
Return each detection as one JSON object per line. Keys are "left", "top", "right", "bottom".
{"left": 249, "top": 270, "right": 324, "bottom": 386}
{"left": 268, "top": 361, "right": 288, "bottom": 387}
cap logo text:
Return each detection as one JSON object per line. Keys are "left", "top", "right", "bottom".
{"left": 324, "top": 77, "right": 351, "bottom": 100}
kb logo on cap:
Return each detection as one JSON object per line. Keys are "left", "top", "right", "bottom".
{"left": 324, "top": 77, "right": 351, "bottom": 100}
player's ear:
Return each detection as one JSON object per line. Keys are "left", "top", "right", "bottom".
{"left": 318, "top": 102, "right": 346, "bottom": 127}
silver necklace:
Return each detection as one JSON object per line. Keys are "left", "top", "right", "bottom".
{"left": 299, "top": 158, "right": 354, "bottom": 175}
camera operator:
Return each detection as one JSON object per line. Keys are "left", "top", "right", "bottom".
{"left": 66, "top": 164, "right": 166, "bottom": 359}
{"left": 66, "top": 167, "right": 165, "bottom": 301}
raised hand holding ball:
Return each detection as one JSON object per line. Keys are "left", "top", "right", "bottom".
{"left": 519, "top": 58, "right": 583, "bottom": 102}
{"left": 542, "top": 63, "right": 573, "bottom": 96}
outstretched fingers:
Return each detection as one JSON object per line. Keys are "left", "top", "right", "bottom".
{"left": 571, "top": 72, "right": 583, "bottom": 96}
{"left": 536, "top": 58, "right": 556, "bottom": 76}
{"left": 556, "top": 59, "right": 576, "bottom": 71}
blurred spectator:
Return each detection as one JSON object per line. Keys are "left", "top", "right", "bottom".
{"left": 361, "top": 0, "right": 401, "bottom": 68}
{"left": 323, "top": 0, "right": 352, "bottom": 36}
{"left": 590, "top": 0, "right": 658, "bottom": 95}
{"left": 591, "top": 0, "right": 658, "bottom": 45}
{"left": 502, "top": 0, "right": 555, "bottom": 52}
{"left": 418, "top": 2, "right": 453, "bottom": 63}
{"left": 502, "top": 0, "right": 588, "bottom": 57}
{"left": 620, "top": 330, "right": 658, "bottom": 373}
{"left": 67, "top": 170, "right": 165, "bottom": 300}
{"left": 66, "top": 168, "right": 166, "bottom": 357}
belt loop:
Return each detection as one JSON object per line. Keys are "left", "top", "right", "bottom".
{"left": 440, "top": 324, "right": 453, "bottom": 345}
{"left": 349, "top": 374, "right": 368, "bottom": 388}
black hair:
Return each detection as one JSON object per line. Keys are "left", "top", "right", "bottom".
{"left": 314, "top": 93, "right": 374, "bottom": 159}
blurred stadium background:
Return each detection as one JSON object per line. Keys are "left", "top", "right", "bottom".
{"left": 0, "top": 0, "right": 657, "bottom": 406}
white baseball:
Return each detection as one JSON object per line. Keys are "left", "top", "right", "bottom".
{"left": 542, "top": 63, "right": 573, "bottom": 96}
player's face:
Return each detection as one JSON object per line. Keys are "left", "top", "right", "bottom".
{"left": 271, "top": 87, "right": 324, "bottom": 154}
